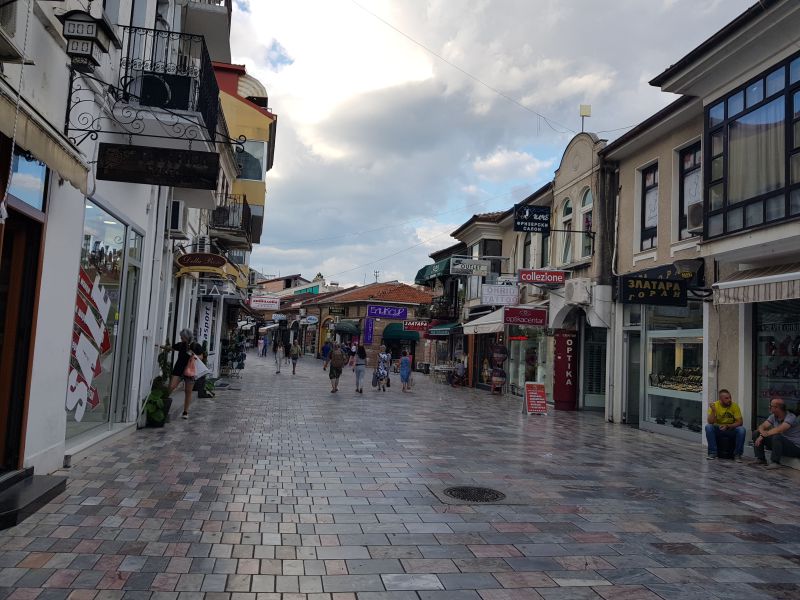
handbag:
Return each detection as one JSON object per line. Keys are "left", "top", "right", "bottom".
{"left": 193, "top": 356, "right": 211, "bottom": 379}
{"left": 183, "top": 355, "right": 197, "bottom": 378}
{"left": 371, "top": 370, "right": 379, "bottom": 388}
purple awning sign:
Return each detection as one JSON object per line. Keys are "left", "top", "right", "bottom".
{"left": 367, "top": 305, "right": 408, "bottom": 320}
{"left": 363, "top": 318, "right": 375, "bottom": 345}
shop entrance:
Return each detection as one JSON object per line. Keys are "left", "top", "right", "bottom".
{"left": 623, "top": 331, "right": 641, "bottom": 427}
{"left": 581, "top": 325, "right": 607, "bottom": 410}
{"left": 0, "top": 207, "right": 42, "bottom": 470}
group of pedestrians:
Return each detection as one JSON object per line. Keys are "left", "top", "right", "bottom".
{"left": 271, "top": 337, "right": 302, "bottom": 375}
{"left": 320, "top": 340, "right": 412, "bottom": 394}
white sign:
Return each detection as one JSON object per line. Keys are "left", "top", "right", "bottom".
{"left": 305, "top": 315, "right": 319, "bottom": 325}
{"left": 450, "top": 257, "right": 490, "bottom": 276}
{"left": 250, "top": 295, "right": 280, "bottom": 310}
{"left": 481, "top": 284, "right": 519, "bottom": 306}
{"left": 496, "top": 275, "right": 518, "bottom": 286}
{"left": 198, "top": 302, "right": 213, "bottom": 347}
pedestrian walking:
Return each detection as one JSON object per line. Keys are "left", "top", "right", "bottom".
{"left": 399, "top": 350, "right": 412, "bottom": 392}
{"left": 260, "top": 334, "right": 269, "bottom": 357}
{"left": 321, "top": 340, "right": 332, "bottom": 370}
{"left": 284, "top": 339, "right": 291, "bottom": 365}
{"left": 290, "top": 340, "right": 301, "bottom": 375}
{"left": 354, "top": 345, "right": 367, "bottom": 393}
{"left": 375, "top": 344, "right": 391, "bottom": 392}
{"left": 328, "top": 343, "right": 346, "bottom": 393}
{"left": 160, "top": 328, "right": 196, "bottom": 420}
{"left": 273, "top": 338, "right": 283, "bottom": 374}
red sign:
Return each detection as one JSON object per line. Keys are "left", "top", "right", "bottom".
{"left": 553, "top": 330, "right": 578, "bottom": 411}
{"left": 403, "top": 320, "right": 429, "bottom": 332}
{"left": 525, "top": 382, "right": 547, "bottom": 414}
{"left": 504, "top": 307, "right": 548, "bottom": 327}
{"left": 518, "top": 269, "right": 567, "bottom": 285}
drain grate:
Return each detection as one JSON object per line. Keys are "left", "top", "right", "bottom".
{"left": 443, "top": 486, "right": 506, "bottom": 503}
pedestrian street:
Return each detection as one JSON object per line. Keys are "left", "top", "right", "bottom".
{"left": 2, "top": 353, "right": 800, "bottom": 600}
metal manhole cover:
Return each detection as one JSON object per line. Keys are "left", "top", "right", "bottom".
{"left": 443, "top": 486, "right": 506, "bottom": 502}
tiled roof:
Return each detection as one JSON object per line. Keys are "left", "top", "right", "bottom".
{"left": 451, "top": 211, "right": 509, "bottom": 238}
{"left": 311, "top": 282, "right": 433, "bottom": 305}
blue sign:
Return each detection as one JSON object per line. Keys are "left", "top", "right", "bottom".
{"left": 367, "top": 305, "right": 408, "bottom": 320}
{"left": 363, "top": 318, "right": 375, "bottom": 345}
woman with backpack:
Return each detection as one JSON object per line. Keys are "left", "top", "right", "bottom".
{"left": 328, "top": 343, "right": 346, "bottom": 393}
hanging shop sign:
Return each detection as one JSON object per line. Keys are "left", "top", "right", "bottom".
{"left": 553, "top": 330, "right": 578, "bottom": 411}
{"left": 328, "top": 306, "right": 345, "bottom": 316}
{"left": 363, "top": 318, "right": 375, "bottom": 345}
{"left": 249, "top": 295, "right": 281, "bottom": 311}
{"left": 496, "top": 275, "right": 518, "bottom": 285}
{"left": 619, "top": 275, "right": 687, "bottom": 306}
{"left": 403, "top": 320, "right": 429, "bottom": 332}
{"left": 367, "top": 305, "right": 408, "bottom": 320}
{"left": 504, "top": 307, "right": 548, "bottom": 327}
{"left": 450, "top": 257, "right": 490, "bottom": 276}
{"left": 66, "top": 268, "right": 112, "bottom": 422}
{"left": 305, "top": 315, "right": 319, "bottom": 325}
{"left": 513, "top": 204, "right": 551, "bottom": 233}
{"left": 198, "top": 279, "right": 233, "bottom": 297}
{"left": 272, "top": 313, "right": 287, "bottom": 321}
{"left": 524, "top": 382, "right": 548, "bottom": 415}
{"left": 482, "top": 284, "right": 519, "bottom": 306}
{"left": 97, "top": 143, "right": 220, "bottom": 189}
{"left": 518, "top": 269, "right": 567, "bottom": 285}
{"left": 198, "top": 302, "right": 213, "bottom": 347}
{"left": 176, "top": 253, "right": 227, "bottom": 269}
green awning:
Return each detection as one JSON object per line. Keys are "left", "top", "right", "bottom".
{"left": 428, "top": 322, "right": 461, "bottom": 336}
{"left": 414, "top": 258, "right": 451, "bottom": 285}
{"left": 333, "top": 320, "right": 360, "bottom": 335}
{"left": 382, "top": 322, "right": 419, "bottom": 341}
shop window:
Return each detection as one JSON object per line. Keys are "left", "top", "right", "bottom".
{"left": 237, "top": 141, "right": 267, "bottom": 181}
{"left": 679, "top": 142, "right": 702, "bottom": 239}
{"left": 7, "top": 149, "right": 48, "bottom": 212}
{"left": 560, "top": 199, "right": 572, "bottom": 264}
{"left": 580, "top": 188, "right": 593, "bottom": 258}
{"left": 522, "top": 232, "right": 531, "bottom": 269}
{"left": 705, "top": 49, "right": 800, "bottom": 238}
{"left": 507, "top": 326, "right": 546, "bottom": 397}
{"left": 641, "top": 164, "right": 658, "bottom": 250}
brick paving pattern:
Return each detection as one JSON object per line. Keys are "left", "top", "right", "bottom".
{"left": 2, "top": 352, "right": 800, "bottom": 599}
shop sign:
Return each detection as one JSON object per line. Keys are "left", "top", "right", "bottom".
{"left": 198, "top": 302, "right": 213, "bottom": 347}
{"left": 403, "top": 320, "right": 429, "bottom": 332}
{"left": 496, "top": 275, "right": 518, "bottom": 285}
{"left": 367, "top": 305, "right": 408, "bottom": 319}
{"left": 518, "top": 269, "right": 567, "bottom": 285}
{"left": 272, "top": 313, "right": 287, "bottom": 321}
{"left": 249, "top": 295, "right": 280, "bottom": 310}
{"left": 198, "top": 279, "right": 230, "bottom": 297}
{"left": 66, "top": 268, "right": 112, "bottom": 422}
{"left": 482, "top": 284, "right": 519, "bottom": 306}
{"left": 524, "top": 382, "right": 548, "bottom": 415}
{"left": 176, "top": 253, "right": 227, "bottom": 269}
{"left": 363, "top": 318, "right": 375, "bottom": 344}
{"left": 328, "top": 306, "right": 345, "bottom": 316}
{"left": 553, "top": 330, "right": 578, "bottom": 411}
{"left": 504, "top": 307, "right": 548, "bottom": 327}
{"left": 97, "top": 143, "right": 220, "bottom": 189}
{"left": 450, "top": 257, "right": 490, "bottom": 276}
{"left": 619, "top": 275, "right": 687, "bottom": 306}
{"left": 513, "top": 204, "right": 551, "bottom": 233}
{"left": 305, "top": 315, "right": 319, "bottom": 325}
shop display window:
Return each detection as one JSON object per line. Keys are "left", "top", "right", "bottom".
{"left": 507, "top": 326, "right": 546, "bottom": 396}
{"left": 755, "top": 300, "right": 800, "bottom": 427}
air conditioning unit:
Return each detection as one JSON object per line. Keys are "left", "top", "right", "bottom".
{"left": 565, "top": 278, "right": 591, "bottom": 306}
{"left": 686, "top": 202, "right": 704, "bottom": 234}
{"left": 195, "top": 235, "right": 212, "bottom": 254}
{"left": 168, "top": 200, "right": 189, "bottom": 239}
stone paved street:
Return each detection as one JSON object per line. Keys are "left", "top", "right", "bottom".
{"left": 3, "top": 352, "right": 800, "bottom": 600}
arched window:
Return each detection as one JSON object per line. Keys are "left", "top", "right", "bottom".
{"left": 522, "top": 232, "right": 531, "bottom": 269}
{"left": 580, "top": 189, "right": 593, "bottom": 258}
{"left": 561, "top": 199, "right": 572, "bottom": 265}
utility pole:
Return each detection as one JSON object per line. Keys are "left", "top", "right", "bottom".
{"left": 373, "top": 270, "right": 380, "bottom": 283}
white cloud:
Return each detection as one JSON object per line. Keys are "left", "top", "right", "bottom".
{"left": 473, "top": 149, "right": 554, "bottom": 183}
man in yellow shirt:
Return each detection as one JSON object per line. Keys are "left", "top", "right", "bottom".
{"left": 705, "top": 389, "right": 745, "bottom": 461}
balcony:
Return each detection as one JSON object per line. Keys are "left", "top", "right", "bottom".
{"left": 430, "top": 296, "right": 458, "bottom": 320}
{"left": 118, "top": 25, "right": 219, "bottom": 143}
{"left": 185, "top": 0, "right": 232, "bottom": 62}
{"left": 210, "top": 194, "right": 251, "bottom": 249}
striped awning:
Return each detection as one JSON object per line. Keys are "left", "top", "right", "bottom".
{"left": 713, "top": 263, "right": 800, "bottom": 305}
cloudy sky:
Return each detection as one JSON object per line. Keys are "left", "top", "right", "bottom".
{"left": 230, "top": 0, "right": 753, "bottom": 286}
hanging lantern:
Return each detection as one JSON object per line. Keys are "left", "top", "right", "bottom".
{"left": 58, "top": 10, "right": 119, "bottom": 73}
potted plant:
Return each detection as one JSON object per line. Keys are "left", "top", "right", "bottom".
{"left": 144, "top": 347, "right": 173, "bottom": 427}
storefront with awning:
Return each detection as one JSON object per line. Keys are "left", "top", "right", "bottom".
{"left": 382, "top": 322, "right": 419, "bottom": 366}
{"left": 712, "top": 262, "right": 800, "bottom": 429}
{"left": 414, "top": 257, "right": 451, "bottom": 285}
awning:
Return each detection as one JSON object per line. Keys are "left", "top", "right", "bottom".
{"left": 428, "top": 322, "right": 461, "bottom": 336}
{"left": 462, "top": 307, "right": 505, "bottom": 335}
{"left": 713, "top": 263, "right": 800, "bottom": 305}
{"left": 414, "top": 258, "right": 451, "bottom": 285}
{"left": 0, "top": 84, "right": 88, "bottom": 194}
{"left": 333, "top": 319, "right": 360, "bottom": 335}
{"left": 258, "top": 323, "right": 278, "bottom": 334}
{"left": 381, "top": 322, "right": 419, "bottom": 341}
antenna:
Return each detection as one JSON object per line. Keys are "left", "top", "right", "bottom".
{"left": 373, "top": 270, "right": 380, "bottom": 283}
{"left": 579, "top": 104, "right": 592, "bottom": 133}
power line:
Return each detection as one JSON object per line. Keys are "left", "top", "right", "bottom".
{"left": 348, "top": 0, "right": 576, "bottom": 135}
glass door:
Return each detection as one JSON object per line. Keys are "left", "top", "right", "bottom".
{"left": 112, "top": 231, "right": 142, "bottom": 423}
{"left": 624, "top": 331, "right": 641, "bottom": 427}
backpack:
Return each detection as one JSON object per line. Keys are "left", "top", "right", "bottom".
{"left": 330, "top": 349, "right": 345, "bottom": 369}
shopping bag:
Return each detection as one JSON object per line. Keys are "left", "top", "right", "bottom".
{"left": 371, "top": 370, "right": 379, "bottom": 388}
{"left": 193, "top": 356, "right": 211, "bottom": 379}
{"left": 183, "top": 356, "right": 197, "bottom": 378}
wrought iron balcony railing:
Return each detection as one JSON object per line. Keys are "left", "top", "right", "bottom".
{"left": 119, "top": 26, "right": 219, "bottom": 141}
{"left": 211, "top": 194, "right": 251, "bottom": 242}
